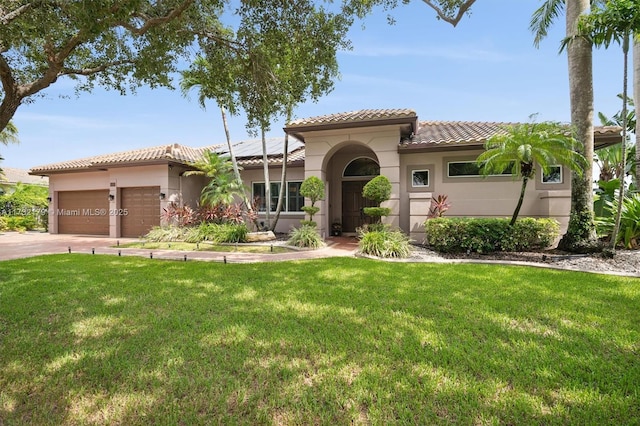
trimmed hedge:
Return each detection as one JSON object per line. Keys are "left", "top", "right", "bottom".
{"left": 424, "top": 217, "right": 559, "bottom": 253}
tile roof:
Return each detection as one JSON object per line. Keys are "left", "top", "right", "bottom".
{"left": 287, "top": 109, "right": 418, "bottom": 128}
{"left": 1, "top": 167, "right": 49, "bottom": 186}
{"left": 402, "top": 121, "right": 623, "bottom": 150}
{"left": 30, "top": 137, "right": 304, "bottom": 174}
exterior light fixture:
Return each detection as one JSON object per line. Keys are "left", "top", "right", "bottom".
{"left": 46, "top": 196, "right": 52, "bottom": 202}
{"left": 159, "top": 192, "right": 166, "bottom": 200}
{"left": 108, "top": 194, "right": 115, "bottom": 201}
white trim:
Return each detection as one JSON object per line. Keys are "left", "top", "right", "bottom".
{"left": 411, "top": 169, "right": 430, "bottom": 187}
{"left": 541, "top": 165, "right": 563, "bottom": 184}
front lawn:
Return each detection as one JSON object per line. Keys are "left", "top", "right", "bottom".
{"left": 1, "top": 255, "right": 638, "bottom": 424}
{"left": 118, "top": 241, "right": 293, "bottom": 254}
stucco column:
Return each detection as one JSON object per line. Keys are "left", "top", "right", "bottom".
{"left": 409, "top": 192, "right": 433, "bottom": 243}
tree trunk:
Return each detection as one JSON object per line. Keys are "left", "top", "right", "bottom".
{"left": 610, "top": 32, "right": 630, "bottom": 251}
{"left": 510, "top": 177, "right": 529, "bottom": 226}
{"left": 271, "top": 108, "right": 292, "bottom": 231}
{"left": 261, "top": 127, "right": 271, "bottom": 230}
{"left": 220, "top": 106, "right": 258, "bottom": 229}
{"left": 558, "top": 0, "right": 599, "bottom": 253}
{"left": 634, "top": 38, "right": 640, "bottom": 187}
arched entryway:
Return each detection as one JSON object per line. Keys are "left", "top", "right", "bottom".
{"left": 324, "top": 144, "right": 380, "bottom": 234}
{"left": 341, "top": 157, "right": 380, "bottom": 232}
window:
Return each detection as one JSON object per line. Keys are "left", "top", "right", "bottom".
{"left": 288, "top": 182, "right": 304, "bottom": 211}
{"left": 252, "top": 181, "right": 303, "bottom": 212}
{"left": 344, "top": 157, "right": 380, "bottom": 177}
{"left": 412, "top": 170, "right": 429, "bottom": 187}
{"left": 448, "top": 161, "right": 513, "bottom": 178}
{"left": 542, "top": 166, "right": 562, "bottom": 184}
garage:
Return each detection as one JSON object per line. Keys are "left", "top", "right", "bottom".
{"left": 57, "top": 190, "right": 110, "bottom": 235}
{"left": 120, "top": 186, "right": 161, "bottom": 238}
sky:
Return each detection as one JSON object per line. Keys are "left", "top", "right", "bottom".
{"left": 2, "top": 0, "right": 624, "bottom": 170}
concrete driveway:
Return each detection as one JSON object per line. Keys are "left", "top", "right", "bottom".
{"left": 0, "top": 232, "right": 359, "bottom": 263}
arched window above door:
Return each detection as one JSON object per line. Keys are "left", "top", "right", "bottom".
{"left": 343, "top": 157, "right": 380, "bottom": 177}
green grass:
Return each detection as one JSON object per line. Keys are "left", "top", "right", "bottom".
{"left": 118, "top": 241, "right": 292, "bottom": 254}
{"left": 1, "top": 255, "right": 639, "bottom": 425}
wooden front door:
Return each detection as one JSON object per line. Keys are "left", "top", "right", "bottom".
{"left": 341, "top": 181, "right": 375, "bottom": 233}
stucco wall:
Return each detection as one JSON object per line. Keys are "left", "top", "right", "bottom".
{"left": 400, "top": 150, "right": 571, "bottom": 242}
{"left": 303, "top": 125, "right": 402, "bottom": 236}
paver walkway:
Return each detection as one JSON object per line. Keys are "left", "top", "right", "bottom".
{"left": 0, "top": 232, "right": 359, "bottom": 263}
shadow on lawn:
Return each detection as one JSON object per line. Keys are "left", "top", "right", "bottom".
{"left": 0, "top": 255, "right": 638, "bottom": 424}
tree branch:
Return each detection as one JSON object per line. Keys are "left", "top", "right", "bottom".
{"left": 118, "top": 0, "right": 194, "bottom": 35}
{"left": 420, "top": 0, "right": 476, "bottom": 27}
{"left": 0, "top": 2, "right": 34, "bottom": 25}
{"left": 59, "top": 60, "right": 135, "bottom": 76}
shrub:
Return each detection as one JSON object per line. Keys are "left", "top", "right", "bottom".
{"left": 0, "top": 216, "right": 6, "bottom": 231}
{"left": 300, "top": 176, "right": 325, "bottom": 223}
{"left": 424, "top": 217, "right": 559, "bottom": 253}
{"left": 362, "top": 175, "right": 392, "bottom": 223}
{"left": 597, "top": 194, "right": 640, "bottom": 249}
{"left": 362, "top": 175, "right": 391, "bottom": 204}
{"left": 288, "top": 224, "right": 324, "bottom": 248}
{"left": 358, "top": 226, "right": 411, "bottom": 258}
{"left": 5, "top": 215, "right": 38, "bottom": 231}
{"left": 144, "top": 225, "right": 189, "bottom": 242}
{"left": 211, "top": 222, "right": 248, "bottom": 243}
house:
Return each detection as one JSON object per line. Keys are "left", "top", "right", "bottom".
{"left": 1, "top": 167, "right": 49, "bottom": 195}
{"left": 30, "top": 109, "right": 621, "bottom": 240}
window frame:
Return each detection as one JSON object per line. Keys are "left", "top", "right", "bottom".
{"left": 411, "top": 169, "right": 430, "bottom": 188}
{"left": 447, "top": 160, "right": 514, "bottom": 178}
{"left": 252, "top": 180, "right": 304, "bottom": 213}
{"left": 541, "top": 165, "right": 563, "bottom": 184}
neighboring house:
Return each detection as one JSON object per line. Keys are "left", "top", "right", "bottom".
{"left": 0, "top": 167, "right": 49, "bottom": 195}
{"left": 30, "top": 109, "right": 621, "bottom": 240}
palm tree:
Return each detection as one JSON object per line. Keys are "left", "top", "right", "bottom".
{"left": 0, "top": 121, "right": 19, "bottom": 183}
{"left": 184, "top": 151, "right": 244, "bottom": 208}
{"left": 575, "top": 0, "right": 640, "bottom": 250}
{"left": 531, "top": 0, "right": 600, "bottom": 252}
{"left": 180, "top": 55, "right": 250, "bottom": 209}
{"left": 476, "top": 120, "right": 587, "bottom": 226}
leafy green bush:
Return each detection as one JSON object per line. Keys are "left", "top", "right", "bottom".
{"left": 0, "top": 216, "right": 6, "bottom": 231}
{"left": 596, "top": 194, "right": 640, "bottom": 249}
{"left": 300, "top": 176, "right": 325, "bottom": 223}
{"left": 362, "top": 175, "right": 392, "bottom": 223}
{"left": 362, "top": 175, "right": 391, "bottom": 204}
{"left": 424, "top": 217, "right": 559, "bottom": 253}
{"left": 5, "top": 215, "right": 38, "bottom": 231}
{"left": 358, "top": 225, "right": 411, "bottom": 258}
{"left": 144, "top": 225, "right": 189, "bottom": 242}
{"left": 287, "top": 224, "right": 324, "bottom": 248}
{"left": 211, "top": 223, "right": 248, "bottom": 243}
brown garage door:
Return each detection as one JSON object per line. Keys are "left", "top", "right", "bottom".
{"left": 57, "top": 190, "right": 110, "bottom": 235}
{"left": 120, "top": 186, "right": 161, "bottom": 238}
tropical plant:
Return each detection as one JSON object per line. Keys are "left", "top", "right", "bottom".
{"left": 427, "top": 194, "right": 451, "bottom": 219}
{"left": 184, "top": 151, "right": 245, "bottom": 208}
{"left": 358, "top": 225, "right": 411, "bottom": 258}
{"left": 0, "top": 121, "right": 18, "bottom": 183}
{"left": 180, "top": 54, "right": 247, "bottom": 209}
{"left": 287, "top": 224, "right": 324, "bottom": 248}
{"left": 574, "top": 0, "right": 640, "bottom": 251}
{"left": 161, "top": 202, "right": 196, "bottom": 227}
{"left": 362, "top": 175, "right": 392, "bottom": 223}
{"left": 476, "top": 119, "right": 587, "bottom": 226}
{"left": 597, "top": 94, "right": 636, "bottom": 184}
{"left": 300, "top": 176, "right": 325, "bottom": 224}
{"left": 597, "top": 193, "right": 640, "bottom": 248}
{"left": 531, "top": 0, "right": 601, "bottom": 252}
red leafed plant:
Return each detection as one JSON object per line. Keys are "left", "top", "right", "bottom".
{"left": 427, "top": 194, "right": 450, "bottom": 219}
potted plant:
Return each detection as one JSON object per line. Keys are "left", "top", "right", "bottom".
{"left": 331, "top": 222, "right": 342, "bottom": 236}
